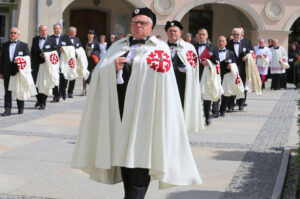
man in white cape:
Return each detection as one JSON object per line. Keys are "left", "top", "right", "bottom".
{"left": 71, "top": 8, "right": 201, "bottom": 199}
{"left": 164, "top": 20, "right": 204, "bottom": 132}
{"left": 270, "top": 39, "right": 288, "bottom": 90}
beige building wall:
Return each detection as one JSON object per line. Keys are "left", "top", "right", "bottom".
{"left": 15, "top": 0, "right": 300, "bottom": 50}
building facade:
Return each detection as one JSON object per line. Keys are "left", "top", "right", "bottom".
{"left": 5, "top": 0, "right": 300, "bottom": 49}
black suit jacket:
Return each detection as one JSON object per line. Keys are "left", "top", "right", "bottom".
{"left": 51, "top": 34, "right": 73, "bottom": 57}
{"left": 0, "top": 40, "right": 29, "bottom": 78}
{"left": 219, "top": 49, "right": 236, "bottom": 80}
{"left": 194, "top": 42, "right": 219, "bottom": 80}
{"left": 69, "top": 37, "right": 82, "bottom": 49}
{"left": 227, "top": 39, "right": 250, "bottom": 81}
{"left": 83, "top": 40, "right": 100, "bottom": 70}
{"left": 31, "top": 35, "right": 57, "bottom": 80}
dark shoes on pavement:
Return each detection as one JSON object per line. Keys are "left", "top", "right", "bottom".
{"left": 18, "top": 109, "right": 24, "bottom": 114}
{"left": 1, "top": 110, "right": 11, "bottom": 117}
{"left": 205, "top": 117, "right": 211, "bottom": 126}
{"left": 68, "top": 93, "right": 73, "bottom": 98}
{"left": 51, "top": 96, "right": 60, "bottom": 103}
{"left": 211, "top": 113, "right": 219, "bottom": 118}
{"left": 39, "top": 103, "right": 46, "bottom": 110}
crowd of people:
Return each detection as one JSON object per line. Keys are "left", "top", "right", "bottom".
{"left": 0, "top": 6, "right": 299, "bottom": 199}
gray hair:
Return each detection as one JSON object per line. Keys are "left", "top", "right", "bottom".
{"left": 186, "top": 33, "right": 192, "bottom": 38}
{"left": 39, "top": 25, "right": 47, "bottom": 30}
{"left": 258, "top": 38, "right": 264, "bottom": 42}
{"left": 68, "top": 26, "right": 77, "bottom": 32}
{"left": 232, "top": 28, "right": 241, "bottom": 34}
{"left": 53, "top": 23, "right": 62, "bottom": 28}
{"left": 11, "top": 27, "right": 20, "bottom": 34}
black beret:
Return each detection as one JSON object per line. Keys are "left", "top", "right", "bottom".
{"left": 131, "top": 7, "right": 156, "bottom": 29}
{"left": 88, "top": 29, "right": 95, "bottom": 34}
{"left": 165, "top": 20, "right": 183, "bottom": 32}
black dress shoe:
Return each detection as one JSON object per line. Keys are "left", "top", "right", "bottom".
{"left": 238, "top": 105, "right": 244, "bottom": 111}
{"left": 39, "top": 104, "right": 46, "bottom": 110}
{"left": 227, "top": 107, "right": 234, "bottom": 112}
{"left": 62, "top": 93, "right": 66, "bottom": 100}
{"left": 211, "top": 113, "right": 219, "bottom": 118}
{"left": 205, "top": 117, "right": 211, "bottom": 126}
{"left": 51, "top": 97, "right": 59, "bottom": 103}
{"left": 243, "top": 103, "right": 248, "bottom": 107}
{"left": 219, "top": 112, "right": 225, "bottom": 117}
{"left": 1, "top": 110, "right": 11, "bottom": 117}
{"left": 18, "top": 109, "right": 24, "bottom": 114}
{"left": 34, "top": 102, "right": 40, "bottom": 108}
{"left": 68, "top": 93, "right": 73, "bottom": 98}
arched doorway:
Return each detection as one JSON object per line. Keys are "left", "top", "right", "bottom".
{"left": 289, "top": 17, "right": 300, "bottom": 45}
{"left": 175, "top": 0, "right": 264, "bottom": 44}
{"left": 70, "top": 9, "right": 106, "bottom": 43}
{"left": 180, "top": 3, "right": 254, "bottom": 44}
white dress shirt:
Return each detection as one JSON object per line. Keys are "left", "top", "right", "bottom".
{"left": 9, "top": 40, "right": 17, "bottom": 62}
{"left": 39, "top": 36, "right": 47, "bottom": 50}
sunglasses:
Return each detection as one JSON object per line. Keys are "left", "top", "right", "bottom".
{"left": 10, "top": 32, "right": 17, "bottom": 34}
{"left": 131, "top": 20, "right": 152, "bottom": 27}
{"left": 233, "top": 34, "right": 240, "bottom": 36}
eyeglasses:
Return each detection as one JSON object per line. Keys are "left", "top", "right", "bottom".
{"left": 131, "top": 20, "right": 152, "bottom": 27}
{"left": 233, "top": 34, "right": 240, "bottom": 36}
{"left": 10, "top": 32, "right": 17, "bottom": 34}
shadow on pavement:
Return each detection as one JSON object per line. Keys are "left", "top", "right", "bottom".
{"left": 166, "top": 190, "right": 223, "bottom": 199}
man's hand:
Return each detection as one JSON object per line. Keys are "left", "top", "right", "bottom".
{"left": 115, "top": 57, "right": 128, "bottom": 72}
{"left": 40, "top": 54, "right": 45, "bottom": 58}
{"left": 87, "top": 51, "right": 92, "bottom": 57}
{"left": 202, "top": 58, "right": 209, "bottom": 66}
{"left": 60, "top": 47, "right": 64, "bottom": 53}
{"left": 227, "top": 64, "right": 231, "bottom": 69}
{"left": 242, "top": 56, "right": 247, "bottom": 61}
{"left": 0, "top": 74, "right": 3, "bottom": 79}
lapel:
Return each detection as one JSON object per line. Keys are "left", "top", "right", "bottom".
{"left": 43, "top": 36, "right": 50, "bottom": 50}
{"left": 13, "top": 40, "right": 20, "bottom": 59}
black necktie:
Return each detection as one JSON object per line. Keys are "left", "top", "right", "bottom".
{"left": 259, "top": 46, "right": 264, "bottom": 49}
{"left": 168, "top": 42, "right": 177, "bottom": 47}
{"left": 233, "top": 42, "right": 239, "bottom": 45}
{"left": 129, "top": 37, "right": 146, "bottom": 46}
{"left": 40, "top": 37, "right": 45, "bottom": 40}
{"left": 219, "top": 49, "right": 225, "bottom": 52}
{"left": 274, "top": 47, "right": 279, "bottom": 50}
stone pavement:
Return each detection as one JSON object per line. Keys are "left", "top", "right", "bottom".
{"left": 0, "top": 79, "right": 298, "bottom": 199}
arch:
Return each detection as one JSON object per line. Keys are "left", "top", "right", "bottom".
{"left": 283, "top": 10, "right": 300, "bottom": 31}
{"left": 174, "top": 0, "right": 265, "bottom": 30}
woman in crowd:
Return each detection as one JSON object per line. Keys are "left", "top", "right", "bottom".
{"left": 287, "top": 42, "right": 300, "bottom": 87}
{"left": 98, "top": 35, "right": 107, "bottom": 60}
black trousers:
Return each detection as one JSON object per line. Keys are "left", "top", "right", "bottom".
{"left": 32, "top": 70, "right": 47, "bottom": 105}
{"left": 271, "top": 73, "right": 286, "bottom": 90}
{"left": 3, "top": 77, "right": 24, "bottom": 110}
{"left": 53, "top": 73, "right": 68, "bottom": 97}
{"left": 68, "top": 79, "right": 76, "bottom": 94}
{"left": 203, "top": 100, "right": 211, "bottom": 119}
{"left": 121, "top": 167, "right": 150, "bottom": 199}
{"left": 212, "top": 100, "right": 219, "bottom": 114}
{"left": 220, "top": 95, "right": 230, "bottom": 113}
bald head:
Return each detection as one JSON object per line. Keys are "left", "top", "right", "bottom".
{"left": 218, "top": 35, "right": 227, "bottom": 49}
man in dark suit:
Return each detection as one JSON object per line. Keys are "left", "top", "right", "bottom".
{"left": 194, "top": 28, "right": 219, "bottom": 126}
{"left": 0, "top": 27, "right": 29, "bottom": 116}
{"left": 31, "top": 25, "right": 57, "bottom": 110}
{"left": 239, "top": 27, "right": 254, "bottom": 51}
{"left": 67, "top": 26, "right": 82, "bottom": 98}
{"left": 227, "top": 27, "right": 251, "bottom": 111}
{"left": 51, "top": 23, "right": 73, "bottom": 102}
{"left": 212, "top": 35, "right": 236, "bottom": 117}
{"left": 81, "top": 29, "right": 100, "bottom": 96}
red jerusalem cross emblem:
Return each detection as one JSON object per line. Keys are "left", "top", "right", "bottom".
{"left": 235, "top": 72, "right": 241, "bottom": 84}
{"left": 216, "top": 63, "right": 220, "bottom": 75}
{"left": 186, "top": 50, "right": 197, "bottom": 68}
{"left": 15, "top": 57, "right": 26, "bottom": 70}
{"left": 146, "top": 50, "right": 171, "bottom": 73}
{"left": 251, "top": 51, "right": 257, "bottom": 62}
{"left": 68, "top": 58, "right": 75, "bottom": 69}
{"left": 50, "top": 53, "right": 59, "bottom": 65}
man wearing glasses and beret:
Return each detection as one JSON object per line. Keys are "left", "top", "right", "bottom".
{"left": 0, "top": 27, "right": 29, "bottom": 116}
{"left": 72, "top": 7, "right": 201, "bottom": 199}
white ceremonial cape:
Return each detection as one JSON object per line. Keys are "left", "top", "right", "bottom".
{"left": 36, "top": 51, "right": 59, "bottom": 96}
{"left": 175, "top": 39, "right": 204, "bottom": 132}
{"left": 60, "top": 46, "right": 78, "bottom": 80}
{"left": 279, "top": 56, "right": 289, "bottom": 69}
{"left": 8, "top": 56, "right": 37, "bottom": 100}
{"left": 270, "top": 46, "right": 288, "bottom": 74}
{"left": 245, "top": 51, "right": 262, "bottom": 95}
{"left": 75, "top": 47, "right": 89, "bottom": 80}
{"left": 200, "top": 59, "right": 223, "bottom": 101}
{"left": 254, "top": 46, "right": 272, "bottom": 75}
{"left": 222, "top": 63, "right": 244, "bottom": 99}
{"left": 71, "top": 36, "right": 202, "bottom": 189}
